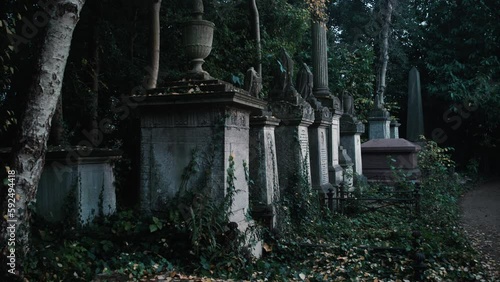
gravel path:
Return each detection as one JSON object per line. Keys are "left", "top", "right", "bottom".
{"left": 460, "top": 178, "right": 500, "bottom": 277}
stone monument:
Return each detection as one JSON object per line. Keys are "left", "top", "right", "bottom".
{"left": 135, "top": 1, "right": 265, "bottom": 253}
{"left": 390, "top": 119, "right": 401, "bottom": 139}
{"left": 311, "top": 21, "right": 343, "bottom": 185}
{"left": 406, "top": 67, "right": 424, "bottom": 142}
{"left": 268, "top": 49, "right": 314, "bottom": 194}
{"left": 368, "top": 90, "right": 391, "bottom": 140}
{"left": 297, "top": 63, "right": 333, "bottom": 198}
{"left": 340, "top": 92, "right": 365, "bottom": 175}
{"left": 249, "top": 107, "right": 280, "bottom": 229}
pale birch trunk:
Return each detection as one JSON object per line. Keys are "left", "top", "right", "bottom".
{"left": 376, "top": 0, "right": 395, "bottom": 102}
{"left": 146, "top": 0, "right": 161, "bottom": 89}
{"left": 5, "top": 0, "right": 85, "bottom": 274}
{"left": 249, "top": 0, "right": 262, "bottom": 76}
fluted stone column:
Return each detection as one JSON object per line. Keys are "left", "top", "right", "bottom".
{"left": 312, "top": 22, "right": 330, "bottom": 97}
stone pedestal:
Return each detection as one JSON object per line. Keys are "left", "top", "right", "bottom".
{"left": 249, "top": 112, "right": 280, "bottom": 229}
{"left": 136, "top": 80, "right": 266, "bottom": 232}
{"left": 308, "top": 108, "right": 334, "bottom": 195}
{"left": 340, "top": 114, "right": 365, "bottom": 175}
{"left": 361, "top": 138, "right": 421, "bottom": 184}
{"left": 390, "top": 120, "right": 401, "bottom": 139}
{"left": 368, "top": 108, "right": 391, "bottom": 140}
{"left": 270, "top": 101, "right": 314, "bottom": 193}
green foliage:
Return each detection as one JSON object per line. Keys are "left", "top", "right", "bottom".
{"left": 418, "top": 137, "right": 456, "bottom": 175}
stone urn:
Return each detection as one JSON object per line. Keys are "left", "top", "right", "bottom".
{"left": 183, "top": 0, "right": 215, "bottom": 79}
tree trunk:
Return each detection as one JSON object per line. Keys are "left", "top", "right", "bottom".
{"left": 87, "top": 0, "right": 101, "bottom": 145}
{"left": 3, "top": 0, "right": 85, "bottom": 275}
{"left": 49, "top": 95, "right": 65, "bottom": 145}
{"left": 249, "top": 0, "right": 261, "bottom": 76}
{"left": 375, "top": 0, "right": 395, "bottom": 102}
{"left": 146, "top": 0, "right": 161, "bottom": 89}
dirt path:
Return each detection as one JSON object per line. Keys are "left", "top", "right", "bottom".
{"left": 460, "top": 178, "right": 500, "bottom": 276}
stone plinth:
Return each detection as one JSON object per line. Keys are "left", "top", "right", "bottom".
{"left": 0, "top": 147, "right": 119, "bottom": 225}
{"left": 340, "top": 114, "right": 365, "bottom": 175}
{"left": 361, "top": 138, "right": 421, "bottom": 184}
{"left": 308, "top": 108, "right": 334, "bottom": 195}
{"left": 368, "top": 108, "right": 391, "bottom": 140}
{"left": 269, "top": 100, "right": 314, "bottom": 193}
{"left": 136, "top": 80, "right": 266, "bottom": 232}
{"left": 249, "top": 112, "right": 280, "bottom": 229}
{"left": 390, "top": 120, "right": 401, "bottom": 139}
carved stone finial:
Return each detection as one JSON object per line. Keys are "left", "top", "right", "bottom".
{"left": 192, "top": 0, "right": 204, "bottom": 20}
{"left": 296, "top": 63, "right": 323, "bottom": 110}
{"left": 296, "top": 63, "right": 313, "bottom": 101}
{"left": 342, "top": 92, "right": 354, "bottom": 115}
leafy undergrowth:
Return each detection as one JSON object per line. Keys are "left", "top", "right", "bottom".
{"left": 22, "top": 141, "right": 498, "bottom": 281}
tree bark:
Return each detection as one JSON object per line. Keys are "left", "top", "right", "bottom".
{"left": 87, "top": 0, "right": 101, "bottom": 145}
{"left": 49, "top": 95, "right": 65, "bottom": 145}
{"left": 249, "top": 0, "right": 262, "bottom": 76}
{"left": 3, "top": 0, "right": 85, "bottom": 275}
{"left": 146, "top": 0, "right": 161, "bottom": 89}
{"left": 375, "top": 0, "right": 395, "bottom": 103}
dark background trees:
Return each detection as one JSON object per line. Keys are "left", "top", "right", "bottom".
{"left": 1, "top": 0, "right": 499, "bottom": 202}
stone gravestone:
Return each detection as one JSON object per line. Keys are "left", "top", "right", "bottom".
{"left": 340, "top": 93, "right": 365, "bottom": 176}
{"left": 390, "top": 119, "right": 401, "bottom": 139}
{"left": 249, "top": 107, "right": 280, "bottom": 229}
{"left": 268, "top": 49, "right": 314, "bottom": 195}
{"left": 338, "top": 146, "right": 354, "bottom": 189}
{"left": 406, "top": 67, "right": 424, "bottom": 142}
{"left": 296, "top": 63, "right": 333, "bottom": 198}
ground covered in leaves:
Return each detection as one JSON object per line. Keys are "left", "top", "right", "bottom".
{"left": 7, "top": 141, "right": 499, "bottom": 281}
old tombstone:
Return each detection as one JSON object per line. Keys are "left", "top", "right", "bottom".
{"left": 269, "top": 49, "right": 314, "bottom": 194}
{"left": 390, "top": 119, "right": 401, "bottom": 139}
{"left": 339, "top": 146, "right": 354, "bottom": 189}
{"left": 340, "top": 93, "right": 365, "bottom": 175}
{"left": 406, "top": 67, "right": 424, "bottom": 142}
{"left": 249, "top": 109, "right": 280, "bottom": 229}
{"left": 297, "top": 63, "right": 333, "bottom": 197}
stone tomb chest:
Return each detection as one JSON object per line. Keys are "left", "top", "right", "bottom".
{"left": 0, "top": 147, "right": 119, "bottom": 225}
{"left": 361, "top": 138, "right": 421, "bottom": 184}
